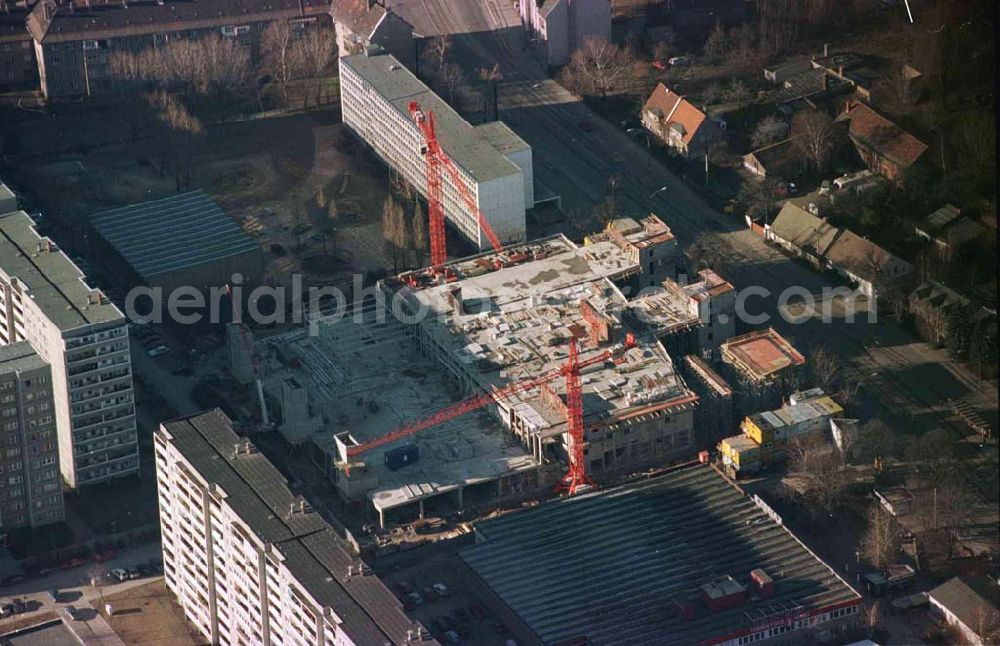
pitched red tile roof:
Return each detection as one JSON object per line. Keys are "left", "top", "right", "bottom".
{"left": 842, "top": 102, "right": 927, "bottom": 169}
{"left": 642, "top": 82, "right": 706, "bottom": 145}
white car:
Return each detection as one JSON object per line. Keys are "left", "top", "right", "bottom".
{"left": 432, "top": 582, "right": 451, "bottom": 598}
{"left": 668, "top": 56, "right": 690, "bottom": 66}
{"left": 147, "top": 345, "right": 171, "bottom": 358}
{"left": 111, "top": 568, "right": 130, "bottom": 582}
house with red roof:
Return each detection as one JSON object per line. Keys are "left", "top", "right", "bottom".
{"left": 641, "top": 83, "right": 723, "bottom": 158}
{"left": 838, "top": 100, "right": 927, "bottom": 183}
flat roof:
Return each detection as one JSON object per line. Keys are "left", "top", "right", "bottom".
{"left": 341, "top": 52, "right": 525, "bottom": 183}
{"left": 0, "top": 341, "right": 47, "bottom": 374}
{"left": 391, "top": 237, "right": 696, "bottom": 439}
{"left": 159, "top": 409, "right": 425, "bottom": 645}
{"left": 460, "top": 463, "right": 861, "bottom": 645}
{"left": 89, "top": 190, "right": 260, "bottom": 281}
{"left": 0, "top": 210, "right": 123, "bottom": 331}
{"left": 721, "top": 328, "right": 805, "bottom": 382}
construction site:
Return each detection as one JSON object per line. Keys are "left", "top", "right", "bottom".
{"left": 233, "top": 221, "right": 713, "bottom": 528}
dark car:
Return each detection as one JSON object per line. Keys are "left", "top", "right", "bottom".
{"left": 578, "top": 120, "right": 594, "bottom": 132}
{"left": 11, "top": 598, "right": 27, "bottom": 614}
{"left": 48, "top": 589, "right": 60, "bottom": 603}
{"left": 0, "top": 604, "right": 14, "bottom": 618}
{"left": 1, "top": 574, "right": 26, "bottom": 586}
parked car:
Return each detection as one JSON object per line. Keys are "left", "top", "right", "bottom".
{"left": 63, "top": 605, "right": 79, "bottom": 621}
{"left": 443, "top": 630, "right": 461, "bottom": 644}
{"left": 422, "top": 587, "right": 438, "bottom": 603}
{"left": 148, "top": 345, "right": 171, "bottom": 358}
{"left": 578, "top": 120, "right": 594, "bottom": 132}
{"left": 111, "top": 568, "right": 130, "bottom": 582}
{"left": 432, "top": 582, "right": 451, "bottom": 598}
{"left": 1, "top": 573, "right": 26, "bottom": 586}
{"left": 11, "top": 599, "right": 27, "bottom": 614}
{"left": 127, "top": 567, "right": 141, "bottom": 580}
{"left": 48, "top": 589, "right": 60, "bottom": 602}
{"left": 668, "top": 56, "right": 691, "bottom": 65}
{"left": 406, "top": 591, "right": 424, "bottom": 606}
{"left": 1, "top": 604, "right": 14, "bottom": 617}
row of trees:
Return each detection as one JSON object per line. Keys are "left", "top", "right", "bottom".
{"left": 111, "top": 24, "right": 336, "bottom": 109}
{"left": 381, "top": 189, "right": 427, "bottom": 273}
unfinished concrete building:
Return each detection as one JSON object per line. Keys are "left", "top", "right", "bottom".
{"left": 682, "top": 355, "right": 735, "bottom": 450}
{"left": 627, "top": 268, "right": 736, "bottom": 361}
{"left": 584, "top": 216, "right": 680, "bottom": 290}
{"left": 720, "top": 328, "right": 806, "bottom": 419}
{"left": 259, "top": 219, "right": 698, "bottom": 528}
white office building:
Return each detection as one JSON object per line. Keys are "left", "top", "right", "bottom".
{"left": 0, "top": 206, "right": 137, "bottom": 488}
{"left": 340, "top": 50, "right": 533, "bottom": 249}
{"left": 155, "top": 409, "right": 430, "bottom": 646}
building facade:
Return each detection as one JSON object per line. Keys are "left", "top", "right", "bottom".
{"left": 1, "top": 209, "right": 137, "bottom": 488}
{"left": 0, "top": 342, "right": 64, "bottom": 532}
{"left": 517, "top": 0, "right": 611, "bottom": 67}
{"left": 331, "top": 1, "right": 414, "bottom": 69}
{"left": 156, "top": 409, "right": 428, "bottom": 645}
{"left": 0, "top": 2, "right": 39, "bottom": 92}
{"left": 340, "top": 50, "right": 531, "bottom": 249}
{"left": 26, "top": 0, "right": 331, "bottom": 99}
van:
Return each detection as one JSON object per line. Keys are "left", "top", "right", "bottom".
{"left": 833, "top": 170, "right": 873, "bottom": 191}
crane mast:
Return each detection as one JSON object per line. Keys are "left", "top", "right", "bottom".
{"left": 408, "top": 101, "right": 504, "bottom": 265}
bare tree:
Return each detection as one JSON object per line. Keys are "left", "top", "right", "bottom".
{"left": 792, "top": 110, "right": 833, "bottom": 172}
{"left": 296, "top": 27, "right": 337, "bottom": 79}
{"left": 750, "top": 115, "right": 788, "bottom": 149}
{"left": 973, "top": 606, "right": 1000, "bottom": 645}
{"left": 439, "top": 62, "right": 465, "bottom": 104}
{"left": 262, "top": 21, "right": 296, "bottom": 103}
{"left": 904, "top": 428, "right": 955, "bottom": 489}
{"left": 955, "top": 110, "right": 996, "bottom": 177}
{"left": 860, "top": 504, "right": 902, "bottom": 570}
{"left": 864, "top": 601, "right": 881, "bottom": 640}
{"left": 410, "top": 201, "right": 428, "bottom": 267}
{"left": 423, "top": 35, "right": 452, "bottom": 77}
{"left": 811, "top": 344, "right": 841, "bottom": 392}
{"left": 889, "top": 62, "right": 921, "bottom": 107}
{"left": 787, "top": 433, "right": 850, "bottom": 517}
{"left": 703, "top": 20, "right": 727, "bottom": 63}
{"left": 563, "top": 37, "right": 640, "bottom": 97}
{"left": 381, "top": 196, "right": 407, "bottom": 273}
{"left": 147, "top": 91, "right": 203, "bottom": 191}
{"left": 701, "top": 82, "right": 723, "bottom": 105}
{"left": 725, "top": 78, "right": 751, "bottom": 109}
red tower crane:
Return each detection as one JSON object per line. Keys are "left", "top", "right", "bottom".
{"left": 408, "top": 101, "right": 504, "bottom": 266}
{"left": 554, "top": 338, "right": 593, "bottom": 495}
{"left": 344, "top": 333, "right": 640, "bottom": 493}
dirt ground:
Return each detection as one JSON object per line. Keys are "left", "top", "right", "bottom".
{"left": 95, "top": 580, "right": 203, "bottom": 646}
{"left": 2, "top": 109, "right": 396, "bottom": 291}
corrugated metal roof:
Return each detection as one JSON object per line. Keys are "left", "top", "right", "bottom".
{"left": 460, "top": 464, "right": 859, "bottom": 645}
{"left": 90, "top": 190, "right": 259, "bottom": 280}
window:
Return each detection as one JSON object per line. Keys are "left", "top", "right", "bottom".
{"left": 82, "top": 40, "right": 99, "bottom": 50}
{"left": 220, "top": 25, "right": 250, "bottom": 37}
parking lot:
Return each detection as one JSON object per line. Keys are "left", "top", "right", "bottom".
{"left": 377, "top": 546, "right": 515, "bottom": 645}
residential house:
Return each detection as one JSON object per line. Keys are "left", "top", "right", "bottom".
{"left": 908, "top": 280, "right": 996, "bottom": 347}
{"left": 518, "top": 0, "right": 610, "bottom": 68}
{"left": 767, "top": 202, "right": 840, "bottom": 266}
{"left": 331, "top": 0, "right": 414, "bottom": 70}
{"left": 26, "top": 0, "right": 332, "bottom": 99}
{"left": 0, "top": 0, "right": 39, "bottom": 92}
{"left": 928, "top": 576, "right": 1000, "bottom": 646}
{"left": 743, "top": 137, "right": 801, "bottom": 180}
{"left": 915, "top": 204, "right": 985, "bottom": 255}
{"left": 838, "top": 100, "right": 927, "bottom": 182}
{"left": 641, "top": 83, "right": 722, "bottom": 158}
{"left": 824, "top": 229, "right": 913, "bottom": 298}
{"left": 767, "top": 202, "right": 913, "bottom": 298}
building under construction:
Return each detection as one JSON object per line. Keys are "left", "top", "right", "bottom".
{"left": 253, "top": 219, "right": 709, "bottom": 527}
{"left": 720, "top": 327, "right": 806, "bottom": 417}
